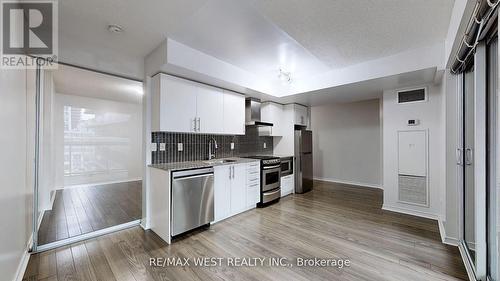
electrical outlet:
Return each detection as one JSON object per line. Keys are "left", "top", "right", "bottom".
{"left": 263, "top": 142, "right": 267, "bottom": 149}
{"left": 231, "top": 142, "right": 235, "bottom": 150}
{"left": 177, "top": 143, "right": 183, "bottom": 152}
{"left": 151, "top": 143, "right": 158, "bottom": 152}
{"left": 159, "top": 143, "right": 166, "bottom": 151}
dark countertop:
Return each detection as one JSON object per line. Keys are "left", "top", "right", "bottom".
{"left": 148, "top": 157, "right": 259, "bottom": 172}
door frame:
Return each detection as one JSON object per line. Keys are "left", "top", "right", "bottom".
{"left": 474, "top": 42, "right": 488, "bottom": 280}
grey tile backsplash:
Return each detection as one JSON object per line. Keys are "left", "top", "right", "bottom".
{"left": 151, "top": 127, "right": 273, "bottom": 164}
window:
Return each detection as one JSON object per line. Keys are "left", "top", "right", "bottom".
{"left": 63, "top": 105, "right": 131, "bottom": 178}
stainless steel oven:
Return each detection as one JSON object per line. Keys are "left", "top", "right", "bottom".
{"left": 262, "top": 164, "right": 281, "bottom": 191}
{"left": 280, "top": 157, "right": 293, "bottom": 176}
{"left": 246, "top": 156, "right": 281, "bottom": 205}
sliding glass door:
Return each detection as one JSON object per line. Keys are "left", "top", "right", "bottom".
{"left": 32, "top": 62, "right": 144, "bottom": 252}
{"left": 459, "top": 35, "right": 499, "bottom": 281}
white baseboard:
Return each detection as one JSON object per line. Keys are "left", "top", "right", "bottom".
{"left": 55, "top": 177, "right": 142, "bottom": 191}
{"left": 313, "top": 177, "right": 382, "bottom": 189}
{"left": 140, "top": 218, "right": 150, "bottom": 230}
{"left": 14, "top": 246, "right": 31, "bottom": 281}
{"left": 438, "top": 219, "right": 459, "bottom": 246}
{"left": 382, "top": 204, "right": 439, "bottom": 220}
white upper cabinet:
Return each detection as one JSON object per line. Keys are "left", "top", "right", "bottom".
{"left": 152, "top": 74, "right": 197, "bottom": 132}
{"left": 294, "top": 104, "right": 308, "bottom": 126}
{"left": 197, "top": 84, "right": 224, "bottom": 134}
{"left": 223, "top": 90, "right": 245, "bottom": 135}
{"left": 261, "top": 102, "right": 283, "bottom": 136}
{"left": 151, "top": 73, "right": 245, "bottom": 134}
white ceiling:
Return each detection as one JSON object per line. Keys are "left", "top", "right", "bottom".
{"left": 58, "top": 0, "right": 209, "bottom": 79}
{"left": 52, "top": 64, "right": 143, "bottom": 104}
{"left": 59, "top": 0, "right": 207, "bottom": 58}
{"left": 58, "top": 0, "right": 454, "bottom": 103}
{"left": 169, "top": 0, "right": 331, "bottom": 83}
{"left": 251, "top": 0, "right": 454, "bottom": 68}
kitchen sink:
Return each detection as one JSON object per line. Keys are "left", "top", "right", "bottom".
{"left": 204, "top": 159, "right": 237, "bottom": 164}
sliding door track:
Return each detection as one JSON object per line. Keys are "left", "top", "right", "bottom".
{"left": 33, "top": 219, "right": 141, "bottom": 253}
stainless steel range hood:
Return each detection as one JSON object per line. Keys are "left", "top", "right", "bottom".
{"left": 245, "top": 98, "right": 273, "bottom": 127}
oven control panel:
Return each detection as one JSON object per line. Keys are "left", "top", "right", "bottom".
{"left": 262, "top": 158, "right": 281, "bottom": 166}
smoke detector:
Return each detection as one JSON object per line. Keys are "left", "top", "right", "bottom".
{"left": 107, "top": 24, "right": 124, "bottom": 33}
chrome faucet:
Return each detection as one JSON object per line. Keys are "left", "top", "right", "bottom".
{"left": 208, "top": 137, "right": 218, "bottom": 160}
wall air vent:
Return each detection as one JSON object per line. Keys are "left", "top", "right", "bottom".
{"left": 397, "top": 88, "right": 426, "bottom": 104}
{"left": 398, "top": 175, "right": 428, "bottom": 206}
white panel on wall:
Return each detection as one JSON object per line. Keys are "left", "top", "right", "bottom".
{"left": 398, "top": 130, "right": 427, "bottom": 177}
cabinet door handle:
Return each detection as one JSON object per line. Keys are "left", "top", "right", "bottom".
{"left": 193, "top": 118, "right": 197, "bottom": 132}
{"left": 197, "top": 118, "right": 201, "bottom": 132}
{"left": 229, "top": 166, "right": 231, "bottom": 180}
{"left": 231, "top": 166, "right": 234, "bottom": 179}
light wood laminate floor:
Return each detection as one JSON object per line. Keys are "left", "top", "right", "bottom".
{"left": 37, "top": 181, "right": 142, "bottom": 245}
{"left": 25, "top": 180, "right": 467, "bottom": 281}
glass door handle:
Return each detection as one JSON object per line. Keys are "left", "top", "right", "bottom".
{"left": 457, "top": 148, "right": 463, "bottom": 166}
{"left": 465, "top": 148, "right": 473, "bottom": 165}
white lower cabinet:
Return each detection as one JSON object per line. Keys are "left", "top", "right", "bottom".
{"left": 230, "top": 164, "right": 247, "bottom": 215}
{"left": 214, "top": 161, "right": 260, "bottom": 222}
{"left": 281, "top": 174, "right": 294, "bottom": 197}
{"left": 246, "top": 162, "right": 260, "bottom": 209}
{"left": 214, "top": 166, "right": 231, "bottom": 222}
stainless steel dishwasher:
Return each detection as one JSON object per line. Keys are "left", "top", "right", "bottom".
{"left": 171, "top": 167, "right": 214, "bottom": 236}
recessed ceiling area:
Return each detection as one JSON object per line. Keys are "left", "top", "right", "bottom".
{"left": 276, "top": 67, "right": 439, "bottom": 106}
{"left": 52, "top": 64, "right": 143, "bottom": 104}
{"left": 250, "top": 0, "right": 454, "bottom": 68}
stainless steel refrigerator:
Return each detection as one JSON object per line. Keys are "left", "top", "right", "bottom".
{"left": 294, "top": 129, "right": 313, "bottom": 193}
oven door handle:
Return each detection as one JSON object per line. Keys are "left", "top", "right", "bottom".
{"left": 263, "top": 165, "right": 281, "bottom": 170}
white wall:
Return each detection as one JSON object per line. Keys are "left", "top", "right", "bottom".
{"left": 382, "top": 80, "right": 446, "bottom": 219}
{"left": 311, "top": 99, "right": 382, "bottom": 188}
{"left": 53, "top": 93, "right": 143, "bottom": 188}
{"left": 0, "top": 67, "right": 33, "bottom": 280}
